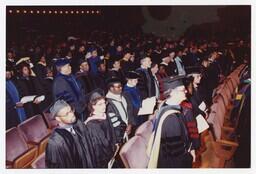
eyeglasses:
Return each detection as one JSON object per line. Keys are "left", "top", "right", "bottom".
{"left": 56, "top": 107, "right": 74, "bottom": 117}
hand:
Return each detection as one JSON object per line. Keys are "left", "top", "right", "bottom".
{"left": 15, "top": 102, "right": 24, "bottom": 108}
{"left": 190, "top": 149, "right": 196, "bottom": 163}
{"left": 33, "top": 98, "right": 41, "bottom": 104}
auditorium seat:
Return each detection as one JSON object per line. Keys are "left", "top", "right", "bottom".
{"left": 31, "top": 152, "right": 45, "bottom": 168}
{"left": 42, "top": 112, "right": 59, "bottom": 129}
{"left": 119, "top": 136, "right": 149, "bottom": 168}
{"left": 18, "top": 115, "right": 51, "bottom": 155}
{"left": 200, "top": 129, "right": 238, "bottom": 168}
{"left": 135, "top": 120, "right": 154, "bottom": 144}
{"left": 6, "top": 127, "right": 38, "bottom": 168}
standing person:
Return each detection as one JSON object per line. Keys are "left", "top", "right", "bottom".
{"left": 87, "top": 48, "right": 104, "bottom": 76}
{"left": 42, "top": 66, "right": 54, "bottom": 110}
{"left": 45, "top": 100, "right": 94, "bottom": 168}
{"left": 52, "top": 58, "right": 86, "bottom": 121}
{"left": 6, "top": 66, "right": 26, "bottom": 129}
{"left": 181, "top": 76, "right": 201, "bottom": 150}
{"left": 160, "top": 49, "right": 176, "bottom": 76}
{"left": 107, "top": 60, "right": 126, "bottom": 85}
{"left": 75, "top": 59, "right": 97, "bottom": 94}
{"left": 136, "top": 56, "right": 156, "bottom": 100}
{"left": 34, "top": 53, "right": 47, "bottom": 82}
{"left": 151, "top": 63, "right": 160, "bottom": 100}
{"left": 6, "top": 50, "right": 16, "bottom": 70}
{"left": 123, "top": 71, "right": 142, "bottom": 133}
{"left": 147, "top": 75, "right": 194, "bottom": 168}
{"left": 174, "top": 47, "right": 186, "bottom": 75}
{"left": 15, "top": 61, "right": 45, "bottom": 118}
{"left": 84, "top": 89, "right": 116, "bottom": 168}
{"left": 72, "top": 44, "right": 86, "bottom": 74}
{"left": 106, "top": 77, "right": 135, "bottom": 144}
{"left": 156, "top": 64, "right": 169, "bottom": 101}
{"left": 95, "top": 61, "right": 108, "bottom": 92}
{"left": 120, "top": 49, "right": 133, "bottom": 74}
{"left": 186, "top": 66, "right": 208, "bottom": 118}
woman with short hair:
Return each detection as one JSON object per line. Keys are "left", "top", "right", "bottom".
{"left": 84, "top": 90, "right": 116, "bottom": 168}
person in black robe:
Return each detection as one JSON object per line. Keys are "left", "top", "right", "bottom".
{"left": 107, "top": 60, "right": 126, "bottom": 85}
{"left": 15, "top": 62, "right": 46, "bottom": 118}
{"left": 120, "top": 49, "right": 133, "bottom": 74}
{"left": 84, "top": 90, "right": 116, "bottom": 168}
{"left": 42, "top": 66, "right": 54, "bottom": 110}
{"left": 75, "top": 59, "right": 97, "bottom": 94}
{"left": 94, "top": 61, "right": 108, "bottom": 92}
{"left": 182, "top": 76, "right": 201, "bottom": 150}
{"left": 136, "top": 56, "right": 156, "bottom": 100}
{"left": 45, "top": 100, "right": 95, "bottom": 168}
{"left": 147, "top": 75, "right": 193, "bottom": 168}
{"left": 185, "top": 66, "right": 209, "bottom": 118}
{"left": 106, "top": 77, "right": 135, "bottom": 145}
{"left": 52, "top": 58, "right": 86, "bottom": 121}
{"left": 71, "top": 44, "right": 86, "bottom": 74}
{"left": 34, "top": 53, "right": 48, "bottom": 82}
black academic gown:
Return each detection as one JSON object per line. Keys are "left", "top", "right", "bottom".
{"left": 15, "top": 76, "right": 45, "bottom": 118}
{"left": 106, "top": 93, "right": 135, "bottom": 144}
{"left": 136, "top": 67, "right": 156, "bottom": 100}
{"left": 85, "top": 118, "right": 116, "bottom": 168}
{"left": 180, "top": 101, "right": 200, "bottom": 150}
{"left": 76, "top": 71, "right": 97, "bottom": 94}
{"left": 155, "top": 104, "right": 193, "bottom": 168}
{"left": 45, "top": 120, "right": 95, "bottom": 168}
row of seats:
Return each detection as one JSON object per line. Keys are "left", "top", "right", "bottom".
{"left": 6, "top": 64, "right": 248, "bottom": 169}
{"left": 6, "top": 112, "right": 56, "bottom": 168}
{"left": 200, "top": 64, "right": 248, "bottom": 167}
{"left": 118, "top": 64, "right": 249, "bottom": 168}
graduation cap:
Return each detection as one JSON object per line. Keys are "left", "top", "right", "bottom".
{"left": 54, "top": 58, "right": 71, "bottom": 67}
{"left": 16, "top": 57, "right": 30, "bottom": 66}
{"left": 106, "top": 77, "right": 122, "bottom": 86}
{"left": 185, "top": 66, "right": 202, "bottom": 75}
{"left": 126, "top": 71, "right": 140, "bottom": 79}
{"left": 163, "top": 75, "right": 186, "bottom": 93}
{"left": 160, "top": 50, "right": 170, "bottom": 59}
{"left": 49, "top": 99, "right": 70, "bottom": 118}
{"left": 123, "top": 48, "right": 132, "bottom": 55}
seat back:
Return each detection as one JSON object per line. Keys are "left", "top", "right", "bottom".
{"left": 6, "top": 127, "right": 29, "bottom": 163}
{"left": 18, "top": 115, "right": 49, "bottom": 144}
{"left": 135, "top": 120, "right": 154, "bottom": 144}
{"left": 119, "top": 136, "right": 149, "bottom": 168}
{"left": 42, "top": 112, "right": 58, "bottom": 129}
{"left": 31, "top": 152, "right": 45, "bottom": 168}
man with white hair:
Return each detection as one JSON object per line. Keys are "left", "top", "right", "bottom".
{"left": 147, "top": 75, "right": 194, "bottom": 168}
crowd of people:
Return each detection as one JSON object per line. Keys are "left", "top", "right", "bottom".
{"left": 6, "top": 30, "right": 250, "bottom": 168}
